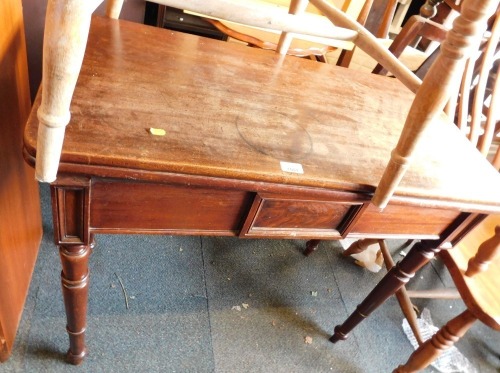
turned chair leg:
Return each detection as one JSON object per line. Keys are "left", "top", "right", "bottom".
{"left": 331, "top": 240, "right": 440, "bottom": 343}
{"left": 51, "top": 180, "right": 92, "bottom": 364}
{"left": 379, "top": 240, "right": 424, "bottom": 345}
{"left": 342, "top": 239, "right": 424, "bottom": 344}
{"left": 59, "top": 244, "right": 91, "bottom": 365}
{"left": 394, "top": 309, "right": 477, "bottom": 373}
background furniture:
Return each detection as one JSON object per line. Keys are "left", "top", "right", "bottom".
{"left": 0, "top": 0, "right": 43, "bottom": 362}
{"left": 395, "top": 216, "right": 500, "bottom": 372}
{"left": 339, "top": 6, "right": 500, "bottom": 349}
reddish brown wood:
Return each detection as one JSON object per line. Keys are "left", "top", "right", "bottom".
{"left": 240, "top": 193, "right": 364, "bottom": 239}
{"left": 336, "top": 0, "right": 374, "bottom": 67}
{"left": 420, "top": 0, "right": 446, "bottom": 19}
{"left": 51, "top": 179, "right": 91, "bottom": 365}
{"left": 0, "top": 0, "right": 42, "bottom": 361}
{"left": 252, "top": 199, "right": 352, "bottom": 229}
{"left": 342, "top": 239, "right": 423, "bottom": 344}
{"left": 395, "top": 215, "right": 499, "bottom": 371}
{"left": 59, "top": 244, "right": 90, "bottom": 365}
{"left": 379, "top": 240, "right": 424, "bottom": 345}
{"left": 372, "top": 15, "right": 448, "bottom": 75}
{"left": 330, "top": 240, "right": 441, "bottom": 343}
{"left": 90, "top": 180, "right": 253, "bottom": 234}
{"left": 363, "top": 0, "right": 397, "bottom": 38}
{"left": 23, "top": 17, "right": 500, "bottom": 213}
{"left": 394, "top": 310, "right": 477, "bottom": 373}
{"left": 21, "top": 12, "right": 500, "bottom": 365}
{"left": 351, "top": 203, "right": 461, "bottom": 238}
{"left": 331, "top": 212, "right": 487, "bottom": 345}
{"left": 203, "top": 18, "right": 335, "bottom": 58}
{"left": 303, "top": 239, "right": 321, "bottom": 256}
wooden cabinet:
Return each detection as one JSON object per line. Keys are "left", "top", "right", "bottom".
{"left": 0, "top": 0, "right": 42, "bottom": 362}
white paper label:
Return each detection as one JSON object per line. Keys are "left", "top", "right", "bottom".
{"left": 280, "top": 161, "right": 304, "bottom": 174}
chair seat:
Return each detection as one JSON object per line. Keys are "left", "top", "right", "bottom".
{"left": 440, "top": 215, "right": 500, "bottom": 330}
{"left": 24, "top": 16, "right": 500, "bottom": 210}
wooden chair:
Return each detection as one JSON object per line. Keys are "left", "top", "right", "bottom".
{"left": 328, "top": 0, "right": 450, "bottom": 72}
{"left": 24, "top": 0, "right": 500, "bottom": 365}
{"left": 376, "top": 5, "right": 500, "bottom": 167}
{"left": 394, "top": 216, "right": 500, "bottom": 373}
{"left": 156, "top": 0, "right": 393, "bottom": 61}
{"left": 337, "top": 6, "right": 500, "bottom": 348}
{"left": 34, "top": 0, "right": 425, "bottom": 184}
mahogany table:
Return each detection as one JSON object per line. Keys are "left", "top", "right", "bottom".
{"left": 24, "top": 16, "right": 500, "bottom": 364}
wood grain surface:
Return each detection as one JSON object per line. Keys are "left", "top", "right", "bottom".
{"left": 24, "top": 16, "right": 500, "bottom": 212}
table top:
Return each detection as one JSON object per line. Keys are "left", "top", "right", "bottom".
{"left": 24, "top": 16, "right": 500, "bottom": 212}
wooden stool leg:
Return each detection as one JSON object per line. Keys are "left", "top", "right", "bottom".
{"left": 330, "top": 240, "right": 440, "bottom": 343}
{"left": 303, "top": 239, "right": 321, "bottom": 256}
{"left": 60, "top": 244, "right": 91, "bottom": 365}
{"left": 394, "top": 309, "right": 477, "bottom": 373}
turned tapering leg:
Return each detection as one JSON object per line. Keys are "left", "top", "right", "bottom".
{"left": 379, "top": 240, "right": 423, "bottom": 345}
{"left": 330, "top": 240, "right": 440, "bottom": 343}
{"left": 59, "top": 244, "right": 91, "bottom": 365}
{"left": 393, "top": 309, "right": 477, "bottom": 373}
{"left": 51, "top": 179, "right": 91, "bottom": 364}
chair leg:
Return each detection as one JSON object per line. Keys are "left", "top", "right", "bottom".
{"left": 51, "top": 180, "right": 91, "bottom": 364}
{"left": 59, "top": 244, "right": 91, "bottom": 365}
{"left": 330, "top": 240, "right": 440, "bottom": 343}
{"left": 393, "top": 309, "right": 477, "bottom": 373}
{"left": 341, "top": 238, "right": 424, "bottom": 344}
{"left": 379, "top": 240, "right": 424, "bottom": 345}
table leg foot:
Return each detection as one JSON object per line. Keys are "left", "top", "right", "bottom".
{"left": 304, "top": 239, "right": 321, "bottom": 256}
{"left": 66, "top": 347, "right": 87, "bottom": 365}
{"left": 329, "top": 325, "right": 349, "bottom": 343}
{"left": 394, "top": 310, "right": 476, "bottom": 373}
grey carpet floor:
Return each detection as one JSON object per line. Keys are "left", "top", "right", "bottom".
{"left": 1, "top": 184, "right": 498, "bottom": 372}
